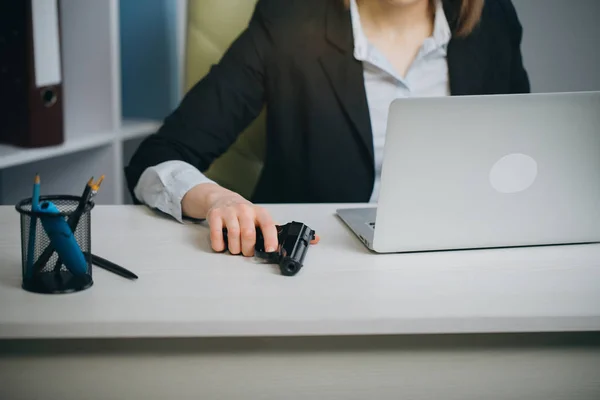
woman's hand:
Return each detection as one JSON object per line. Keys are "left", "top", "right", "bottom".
{"left": 182, "top": 183, "right": 319, "bottom": 256}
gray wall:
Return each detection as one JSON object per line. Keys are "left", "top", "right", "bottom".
{"left": 513, "top": 0, "right": 600, "bottom": 93}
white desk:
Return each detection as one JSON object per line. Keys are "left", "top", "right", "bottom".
{"left": 1, "top": 204, "right": 599, "bottom": 399}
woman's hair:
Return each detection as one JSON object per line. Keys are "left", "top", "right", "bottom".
{"left": 343, "top": 0, "right": 485, "bottom": 37}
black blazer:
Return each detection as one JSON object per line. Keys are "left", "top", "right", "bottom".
{"left": 125, "top": 0, "right": 530, "bottom": 204}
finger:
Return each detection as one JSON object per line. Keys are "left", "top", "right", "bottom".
{"left": 223, "top": 209, "right": 241, "bottom": 255}
{"left": 311, "top": 234, "right": 320, "bottom": 245}
{"left": 208, "top": 210, "right": 225, "bottom": 252}
{"left": 238, "top": 206, "right": 256, "bottom": 257}
{"left": 255, "top": 209, "right": 278, "bottom": 252}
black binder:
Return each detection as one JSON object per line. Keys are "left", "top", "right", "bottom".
{"left": 0, "top": 0, "right": 65, "bottom": 148}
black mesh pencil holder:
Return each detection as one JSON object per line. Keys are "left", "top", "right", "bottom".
{"left": 15, "top": 195, "right": 94, "bottom": 294}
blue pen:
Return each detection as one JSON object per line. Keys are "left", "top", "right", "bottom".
{"left": 37, "top": 200, "right": 88, "bottom": 277}
{"left": 26, "top": 174, "right": 40, "bottom": 279}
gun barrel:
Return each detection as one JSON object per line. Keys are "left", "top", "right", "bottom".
{"left": 278, "top": 222, "right": 314, "bottom": 276}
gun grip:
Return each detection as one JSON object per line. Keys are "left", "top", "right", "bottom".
{"left": 220, "top": 222, "right": 315, "bottom": 277}
{"left": 222, "top": 225, "right": 282, "bottom": 250}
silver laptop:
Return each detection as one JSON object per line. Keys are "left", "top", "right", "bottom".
{"left": 337, "top": 91, "right": 600, "bottom": 253}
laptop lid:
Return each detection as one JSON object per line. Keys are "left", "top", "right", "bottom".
{"left": 372, "top": 91, "right": 600, "bottom": 253}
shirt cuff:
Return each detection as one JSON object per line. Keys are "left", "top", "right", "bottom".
{"left": 133, "top": 161, "right": 216, "bottom": 223}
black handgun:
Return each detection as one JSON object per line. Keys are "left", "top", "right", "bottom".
{"left": 223, "top": 221, "right": 315, "bottom": 276}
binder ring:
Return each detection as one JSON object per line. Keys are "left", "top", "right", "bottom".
{"left": 41, "top": 88, "right": 58, "bottom": 108}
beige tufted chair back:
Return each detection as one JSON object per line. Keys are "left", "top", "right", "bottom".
{"left": 185, "top": 0, "right": 265, "bottom": 199}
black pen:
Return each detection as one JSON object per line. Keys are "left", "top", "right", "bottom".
{"left": 51, "top": 177, "right": 96, "bottom": 272}
{"left": 88, "top": 253, "right": 138, "bottom": 280}
{"left": 69, "top": 177, "right": 95, "bottom": 230}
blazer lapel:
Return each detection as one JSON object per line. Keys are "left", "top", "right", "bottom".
{"left": 319, "top": 0, "right": 374, "bottom": 166}
{"left": 317, "top": 0, "right": 489, "bottom": 167}
{"left": 443, "top": 0, "right": 488, "bottom": 95}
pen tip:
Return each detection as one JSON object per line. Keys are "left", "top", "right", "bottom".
{"left": 34, "top": 174, "right": 40, "bottom": 184}
{"left": 87, "top": 177, "right": 94, "bottom": 186}
{"left": 92, "top": 175, "right": 105, "bottom": 191}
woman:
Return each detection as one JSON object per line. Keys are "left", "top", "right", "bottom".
{"left": 126, "top": 0, "right": 530, "bottom": 256}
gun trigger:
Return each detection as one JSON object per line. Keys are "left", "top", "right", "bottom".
{"left": 255, "top": 249, "right": 267, "bottom": 259}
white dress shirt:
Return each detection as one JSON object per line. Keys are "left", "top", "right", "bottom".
{"left": 134, "top": 0, "right": 451, "bottom": 221}
{"left": 350, "top": 0, "right": 451, "bottom": 202}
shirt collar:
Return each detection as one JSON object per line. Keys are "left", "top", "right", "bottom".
{"left": 349, "top": 0, "right": 452, "bottom": 61}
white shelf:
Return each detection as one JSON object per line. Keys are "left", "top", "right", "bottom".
{"left": 0, "top": 146, "right": 119, "bottom": 206}
{"left": 120, "top": 119, "right": 161, "bottom": 140}
{"left": 0, "top": 119, "right": 161, "bottom": 171}
{"left": 0, "top": 133, "right": 115, "bottom": 170}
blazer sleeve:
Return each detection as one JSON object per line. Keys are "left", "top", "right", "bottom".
{"left": 499, "top": 0, "right": 531, "bottom": 93}
{"left": 125, "top": 0, "right": 276, "bottom": 201}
